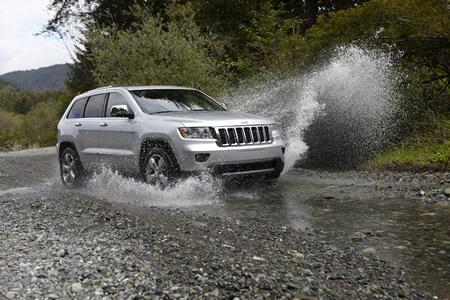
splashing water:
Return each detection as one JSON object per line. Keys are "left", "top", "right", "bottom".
{"left": 224, "top": 45, "right": 400, "bottom": 170}
{"left": 84, "top": 168, "right": 221, "bottom": 207}
{"left": 222, "top": 77, "right": 324, "bottom": 173}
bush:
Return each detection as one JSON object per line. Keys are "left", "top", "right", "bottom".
{"left": 0, "top": 109, "right": 23, "bottom": 150}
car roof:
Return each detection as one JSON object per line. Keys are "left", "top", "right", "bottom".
{"left": 73, "top": 85, "right": 205, "bottom": 103}
{"left": 77, "top": 85, "right": 196, "bottom": 97}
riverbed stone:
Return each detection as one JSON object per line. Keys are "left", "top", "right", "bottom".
{"left": 362, "top": 247, "right": 377, "bottom": 255}
{"left": 443, "top": 188, "right": 450, "bottom": 197}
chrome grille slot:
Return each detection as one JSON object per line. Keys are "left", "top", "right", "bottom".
{"left": 236, "top": 128, "right": 244, "bottom": 144}
{"left": 244, "top": 127, "right": 252, "bottom": 143}
{"left": 227, "top": 128, "right": 237, "bottom": 144}
{"left": 216, "top": 125, "right": 272, "bottom": 147}
{"left": 251, "top": 127, "right": 259, "bottom": 143}
{"left": 258, "top": 127, "right": 265, "bottom": 142}
{"left": 264, "top": 127, "right": 270, "bottom": 142}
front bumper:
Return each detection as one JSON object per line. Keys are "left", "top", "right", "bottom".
{"left": 172, "top": 137, "right": 285, "bottom": 175}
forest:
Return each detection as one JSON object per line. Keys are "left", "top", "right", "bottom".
{"left": 1, "top": 0, "right": 449, "bottom": 169}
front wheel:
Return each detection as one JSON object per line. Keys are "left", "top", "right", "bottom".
{"left": 60, "top": 147, "right": 87, "bottom": 188}
{"left": 266, "top": 170, "right": 282, "bottom": 180}
{"left": 142, "top": 146, "right": 177, "bottom": 188}
{"left": 266, "top": 159, "right": 284, "bottom": 180}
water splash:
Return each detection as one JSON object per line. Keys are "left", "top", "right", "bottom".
{"left": 84, "top": 168, "right": 221, "bottom": 207}
{"left": 222, "top": 72, "right": 324, "bottom": 174}
{"left": 224, "top": 45, "right": 400, "bottom": 170}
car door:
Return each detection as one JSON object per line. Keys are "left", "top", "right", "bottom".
{"left": 77, "top": 93, "right": 106, "bottom": 169}
{"left": 97, "top": 92, "right": 138, "bottom": 172}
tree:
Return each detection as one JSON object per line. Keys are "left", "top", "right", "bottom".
{"left": 87, "top": 6, "right": 229, "bottom": 96}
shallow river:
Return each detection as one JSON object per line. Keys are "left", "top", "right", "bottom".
{"left": 0, "top": 148, "right": 449, "bottom": 298}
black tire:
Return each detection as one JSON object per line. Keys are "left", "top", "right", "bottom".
{"left": 59, "top": 147, "right": 87, "bottom": 188}
{"left": 141, "top": 144, "right": 178, "bottom": 188}
{"left": 266, "top": 170, "right": 282, "bottom": 180}
{"left": 266, "top": 159, "right": 284, "bottom": 180}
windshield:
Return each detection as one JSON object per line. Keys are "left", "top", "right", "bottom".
{"left": 130, "top": 89, "right": 225, "bottom": 114}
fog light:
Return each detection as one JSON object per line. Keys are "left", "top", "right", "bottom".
{"left": 195, "top": 153, "right": 210, "bottom": 162}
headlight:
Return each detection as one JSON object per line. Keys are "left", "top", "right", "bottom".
{"left": 271, "top": 124, "right": 280, "bottom": 137}
{"left": 178, "top": 127, "right": 215, "bottom": 139}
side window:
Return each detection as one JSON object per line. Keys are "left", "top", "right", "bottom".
{"left": 106, "top": 92, "right": 132, "bottom": 117}
{"left": 84, "top": 94, "right": 106, "bottom": 118}
{"left": 67, "top": 98, "right": 87, "bottom": 119}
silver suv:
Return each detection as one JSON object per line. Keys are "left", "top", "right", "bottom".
{"left": 57, "top": 86, "right": 285, "bottom": 187}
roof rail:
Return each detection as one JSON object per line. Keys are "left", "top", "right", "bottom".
{"left": 88, "top": 85, "right": 115, "bottom": 92}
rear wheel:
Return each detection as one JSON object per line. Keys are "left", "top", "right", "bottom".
{"left": 142, "top": 145, "right": 177, "bottom": 188}
{"left": 60, "top": 147, "right": 86, "bottom": 188}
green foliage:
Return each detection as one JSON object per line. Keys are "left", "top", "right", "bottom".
{"left": 0, "top": 81, "right": 66, "bottom": 115}
{"left": 87, "top": 5, "right": 229, "bottom": 96}
{"left": 363, "top": 141, "right": 450, "bottom": 171}
{"left": 272, "top": 0, "right": 450, "bottom": 70}
{"left": 18, "top": 100, "right": 64, "bottom": 147}
{"left": 0, "top": 82, "right": 73, "bottom": 150}
{"left": 0, "top": 109, "right": 23, "bottom": 149}
{"left": 363, "top": 114, "right": 450, "bottom": 171}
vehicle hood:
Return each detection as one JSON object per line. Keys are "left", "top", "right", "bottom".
{"left": 149, "top": 111, "right": 275, "bottom": 127}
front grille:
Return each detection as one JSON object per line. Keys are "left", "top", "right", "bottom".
{"left": 216, "top": 126, "right": 272, "bottom": 147}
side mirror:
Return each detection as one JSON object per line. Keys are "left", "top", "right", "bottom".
{"left": 220, "top": 102, "right": 228, "bottom": 110}
{"left": 111, "top": 105, "right": 134, "bottom": 119}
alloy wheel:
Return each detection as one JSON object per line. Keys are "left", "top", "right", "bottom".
{"left": 61, "top": 152, "right": 76, "bottom": 186}
{"left": 145, "top": 154, "right": 169, "bottom": 187}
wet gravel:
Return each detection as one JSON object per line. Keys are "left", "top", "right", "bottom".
{"left": 0, "top": 190, "right": 432, "bottom": 299}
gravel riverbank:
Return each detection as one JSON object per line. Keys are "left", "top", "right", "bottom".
{"left": 0, "top": 190, "right": 432, "bottom": 299}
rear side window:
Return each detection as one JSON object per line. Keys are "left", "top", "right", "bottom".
{"left": 84, "top": 94, "right": 106, "bottom": 118}
{"left": 67, "top": 98, "right": 87, "bottom": 119}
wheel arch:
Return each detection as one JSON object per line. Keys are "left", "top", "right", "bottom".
{"left": 139, "top": 137, "right": 180, "bottom": 173}
{"left": 58, "top": 141, "right": 78, "bottom": 160}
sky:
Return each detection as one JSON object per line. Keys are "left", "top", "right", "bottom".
{"left": 0, "top": 0, "right": 74, "bottom": 75}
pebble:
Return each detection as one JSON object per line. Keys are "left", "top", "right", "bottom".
{"left": 443, "top": 188, "right": 450, "bottom": 197}
{"left": 291, "top": 251, "right": 305, "bottom": 259}
{"left": 362, "top": 247, "right": 377, "bottom": 255}
{"left": 70, "top": 282, "right": 83, "bottom": 293}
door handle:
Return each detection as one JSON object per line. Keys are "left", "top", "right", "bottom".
{"left": 74, "top": 122, "right": 82, "bottom": 127}
{"left": 99, "top": 122, "right": 108, "bottom": 127}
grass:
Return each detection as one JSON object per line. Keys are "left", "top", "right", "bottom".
{"left": 362, "top": 114, "right": 450, "bottom": 172}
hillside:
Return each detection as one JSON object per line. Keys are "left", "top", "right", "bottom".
{"left": 0, "top": 64, "right": 71, "bottom": 91}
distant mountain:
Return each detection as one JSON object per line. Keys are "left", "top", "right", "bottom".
{"left": 0, "top": 64, "right": 72, "bottom": 92}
